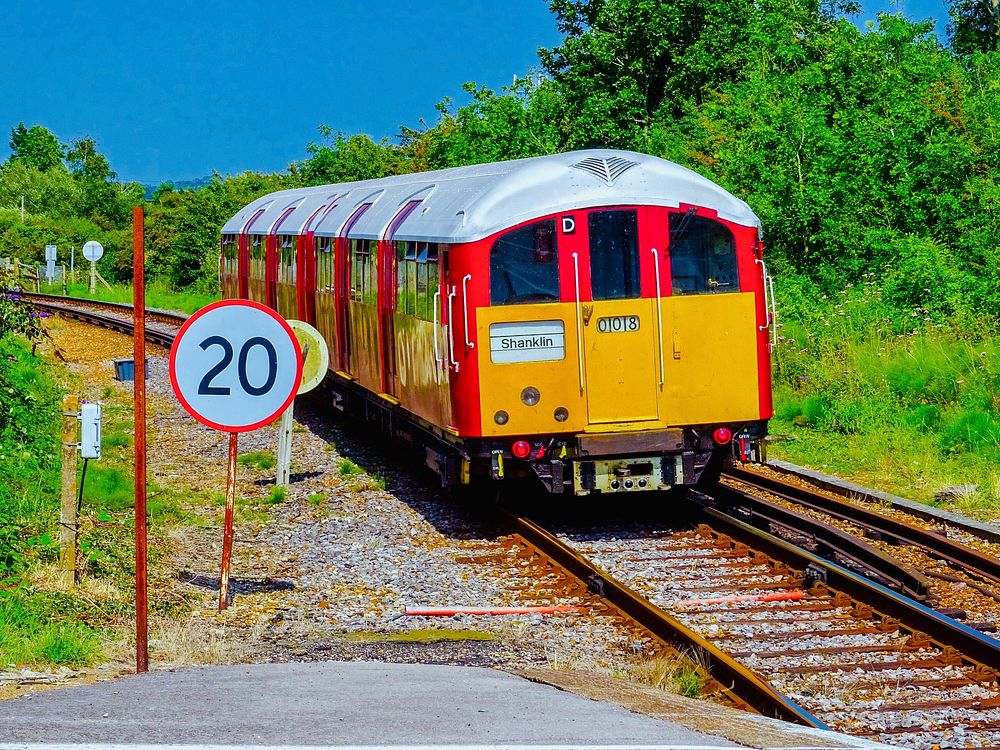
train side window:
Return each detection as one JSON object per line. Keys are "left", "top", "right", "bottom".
{"left": 490, "top": 220, "right": 559, "bottom": 305}
{"left": 396, "top": 241, "right": 439, "bottom": 320}
{"left": 279, "top": 236, "right": 296, "bottom": 283}
{"left": 221, "top": 234, "right": 237, "bottom": 276}
{"left": 250, "top": 235, "right": 265, "bottom": 281}
{"left": 668, "top": 213, "right": 739, "bottom": 295}
{"left": 588, "top": 210, "right": 640, "bottom": 300}
{"left": 316, "top": 237, "right": 334, "bottom": 293}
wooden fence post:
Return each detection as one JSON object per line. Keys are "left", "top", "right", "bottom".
{"left": 59, "top": 394, "right": 80, "bottom": 586}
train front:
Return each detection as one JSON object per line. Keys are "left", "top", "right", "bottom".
{"left": 456, "top": 152, "right": 774, "bottom": 495}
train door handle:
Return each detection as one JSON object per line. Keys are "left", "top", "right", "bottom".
{"left": 447, "top": 285, "right": 460, "bottom": 373}
{"left": 572, "top": 252, "right": 584, "bottom": 393}
{"left": 650, "top": 247, "right": 665, "bottom": 387}
{"left": 672, "top": 330, "right": 681, "bottom": 360}
{"left": 462, "top": 274, "right": 474, "bottom": 350}
{"left": 433, "top": 289, "right": 442, "bottom": 381}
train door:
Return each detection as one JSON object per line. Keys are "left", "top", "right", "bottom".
{"left": 269, "top": 206, "right": 296, "bottom": 313}
{"left": 581, "top": 208, "right": 659, "bottom": 424}
{"left": 380, "top": 201, "right": 422, "bottom": 396}
{"left": 238, "top": 207, "right": 266, "bottom": 299}
{"left": 337, "top": 203, "right": 373, "bottom": 374}
{"left": 661, "top": 209, "right": 760, "bottom": 424}
{"left": 298, "top": 202, "right": 332, "bottom": 324}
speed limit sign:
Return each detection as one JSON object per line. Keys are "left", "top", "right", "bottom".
{"left": 169, "top": 300, "right": 303, "bottom": 432}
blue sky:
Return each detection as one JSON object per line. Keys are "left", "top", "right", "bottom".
{"left": 0, "top": 0, "right": 949, "bottom": 185}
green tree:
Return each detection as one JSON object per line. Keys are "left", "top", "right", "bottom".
{"left": 298, "top": 129, "right": 396, "bottom": 185}
{"left": 947, "top": 0, "right": 999, "bottom": 54}
{"left": 7, "top": 123, "right": 64, "bottom": 172}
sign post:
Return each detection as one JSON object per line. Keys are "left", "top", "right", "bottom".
{"left": 82, "top": 241, "right": 104, "bottom": 294}
{"left": 169, "top": 300, "right": 302, "bottom": 610}
{"left": 45, "top": 245, "right": 56, "bottom": 285}
{"left": 132, "top": 208, "right": 148, "bottom": 673}
{"left": 276, "top": 321, "right": 329, "bottom": 488}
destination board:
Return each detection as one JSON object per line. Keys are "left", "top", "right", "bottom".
{"left": 489, "top": 320, "right": 566, "bottom": 364}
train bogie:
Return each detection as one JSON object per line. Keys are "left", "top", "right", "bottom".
{"left": 221, "top": 150, "right": 774, "bottom": 495}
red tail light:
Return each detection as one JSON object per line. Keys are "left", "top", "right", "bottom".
{"left": 713, "top": 428, "right": 733, "bottom": 445}
{"left": 512, "top": 440, "right": 531, "bottom": 459}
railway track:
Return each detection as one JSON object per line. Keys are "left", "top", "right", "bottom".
{"left": 27, "top": 291, "right": 1000, "bottom": 747}
{"left": 719, "top": 468, "right": 1000, "bottom": 630}
{"left": 506, "top": 497, "right": 1000, "bottom": 749}
{"left": 23, "top": 291, "right": 185, "bottom": 348}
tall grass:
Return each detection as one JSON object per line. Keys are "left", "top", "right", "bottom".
{"left": 772, "top": 275, "right": 1000, "bottom": 517}
{"left": 55, "top": 279, "right": 218, "bottom": 314}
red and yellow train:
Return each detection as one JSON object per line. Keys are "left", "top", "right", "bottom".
{"left": 220, "top": 149, "right": 774, "bottom": 494}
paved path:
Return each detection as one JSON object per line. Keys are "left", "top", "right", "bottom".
{"left": 0, "top": 662, "right": 892, "bottom": 749}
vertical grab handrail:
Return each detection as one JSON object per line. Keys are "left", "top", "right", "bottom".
{"left": 572, "top": 252, "right": 584, "bottom": 393}
{"left": 462, "top": 274, "right": 474, "bottom": 350}
{"left": 447, "top": 285, "right": 459, "bottom": 372}
{"left": 755, "top": 258, "right": 775, "bottom": 349}
{"left": 650, "top": 247, "right": 665, "bottom": 388}
{"left": 768, "top": 272, "right": 778, "bottom": 348}
{"left": 432, "top": 288, "right": 442, "bottom": 382}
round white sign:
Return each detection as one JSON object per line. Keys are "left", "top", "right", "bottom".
{"left": 169, "top": 300, "right": 303, "bottom": 432}
{"left": 82, "top": 240, "right": 104, "bottom": 262}
{"left": 287, "top": 320, "right": 329, "bottom": 394}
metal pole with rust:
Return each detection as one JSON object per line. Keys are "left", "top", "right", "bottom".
{"left": 219, "top": 432, "right": 238, "bottom": 610}
{"left": 132, "top": 206, "right": 149, "bottom": 673}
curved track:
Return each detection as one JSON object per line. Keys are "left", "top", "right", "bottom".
{"left": 24, "top": 292, "right": 184, "bottom": 348}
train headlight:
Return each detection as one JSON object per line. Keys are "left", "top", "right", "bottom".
{"left": 553, "top": 407, "right": 569, "bottom": 422}
{"left": 494, "top": 410, "right": 509, "bottom": 425}
{"left": 520, "top": 386, "right": 540, "bottom": 406}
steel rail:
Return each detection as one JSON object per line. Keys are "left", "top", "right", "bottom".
{"left": 692, "top": 495, "right": 1000, "bottom": 672}
{"left": 29, "top": 297, "right": 178, "bottom": 348}
{"left": 23, "top": 292, "right": 188, "bottom": 327}
{"left": 708, "top": 481, "right": 933, "bottom": 601}
{"left": 726, "top": 467, "right": 1000, "bottom": 587}
{"left": 495, "top": 506, "right": 827, "bottom": 728}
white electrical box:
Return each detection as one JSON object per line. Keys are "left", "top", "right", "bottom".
{"left": 80, "top": 402, "right": 102, "bottom": 459}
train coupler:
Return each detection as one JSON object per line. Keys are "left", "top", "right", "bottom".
{"left": 529, "top": 459, "right": 567, "bottom": 494}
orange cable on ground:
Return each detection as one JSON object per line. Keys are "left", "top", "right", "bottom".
{"left": 404, "top": 605, "right": 582, "bottom": 616}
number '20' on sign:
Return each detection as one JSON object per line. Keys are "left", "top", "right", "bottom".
{"left": 169, "top": 300, "right": 303, "bottom": 433}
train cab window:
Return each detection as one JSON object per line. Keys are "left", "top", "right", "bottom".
{"left": 588, "top": 210, "right": 640, "bottom": 300}
{"left": 278, "top": 236, "right": 296, "bottom": 283}
{"left": 490, "top": 220, "right": 559, "bottom": 305}
{"left": 396, "top": 240, "right": 440, "bottom": 320}
{"left": 351, "top": 239, "right": 378, "bottom": 304}
{"left": 668, "top": 213, "right": 739, "bottom": 295}
{"left": 316, "top": 237, "right": 334, "bottom": 292}
{"left": 221, "top": 234, "right": 237, "bottom": 275}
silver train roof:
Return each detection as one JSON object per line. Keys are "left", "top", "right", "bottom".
{"left": 221, "top": 149, "right": 761, "bottom": 243}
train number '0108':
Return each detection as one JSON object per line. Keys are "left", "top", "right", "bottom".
{"left": 596, "top": 315, "right": 640, "bottom": 333}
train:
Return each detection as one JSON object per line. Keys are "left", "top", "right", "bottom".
{"left": 220, "top": 149, "right": 775, "bottom": 495}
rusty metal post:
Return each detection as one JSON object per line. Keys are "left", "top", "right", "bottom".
{"left": 59, "top": 394, "right": 79, "bottom": 587}
{"left": 132, "top": 206, "right": 148, "bottom": 674}
{"left": 219, "top": 432, "right": 238, "bottom": 610}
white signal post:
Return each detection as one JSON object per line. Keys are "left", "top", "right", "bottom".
{"left": 82, "top": 240, "right": 103, "bottom": 293}
{"left": 169, "top": 300, "right": 303, "bottom": 610}
{"left": 276, "top": 321, "right": 330, "bottom": 489}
